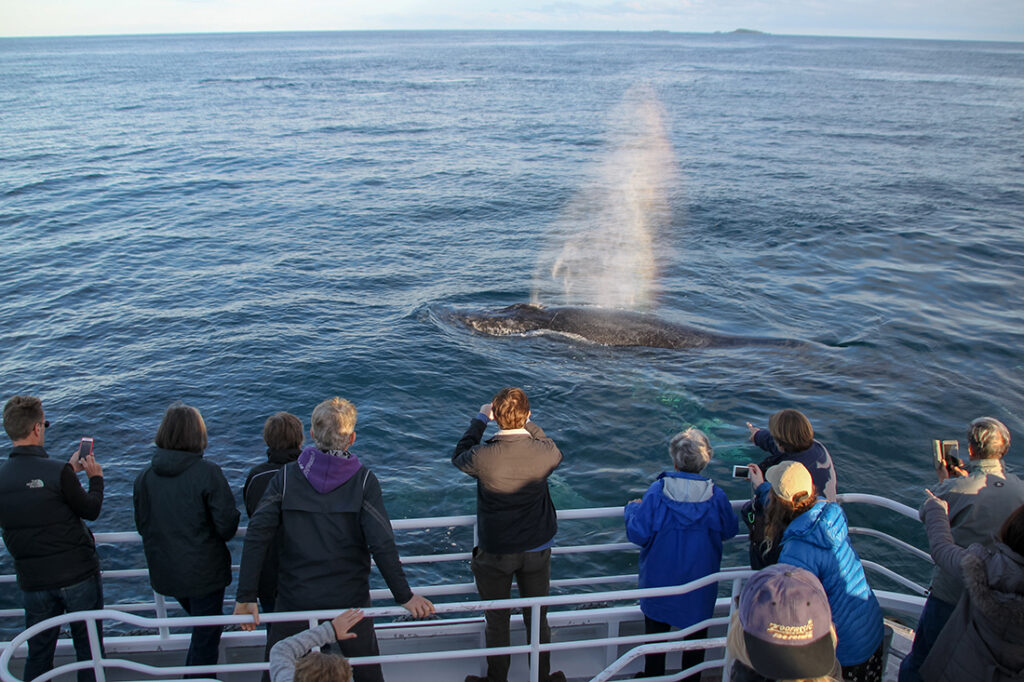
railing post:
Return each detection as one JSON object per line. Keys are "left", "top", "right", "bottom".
{"left": 85, "top": 615, "right": 106, "bottom": 682}
{"left": 530, "top": 603, "right": 541, "bottom": 682}
{"left": 153, "top": 592, "right": 170, "bottom": 640}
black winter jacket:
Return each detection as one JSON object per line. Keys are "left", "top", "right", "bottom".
{"left": 0, "top": 446, "right": 103, "bottom": 590}
{"left": 240, "top": 447, "right": 300, "bottom": 606}
{"left": 133, "top": 447, "right": 240, "bottom": 598}
{"left": 236, "top": 461, "right": 414, "bottom": 609}
{"left": 452, "top": 419, "right": 562, "bottom": 554}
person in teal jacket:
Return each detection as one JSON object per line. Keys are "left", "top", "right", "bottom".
{"left": 625, "top": 428, "right": 739, "bottom": 679}
{"left": 749, "top": 460, "right": 884, "bottom": 681}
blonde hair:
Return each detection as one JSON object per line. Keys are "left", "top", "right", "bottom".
{"left": 293, "top": 651, "right": 352, "bottom": 682}
{"left": 311, "top": 397, "right": 357, "bottom": 451}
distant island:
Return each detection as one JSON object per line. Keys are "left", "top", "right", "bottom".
{"left": 728, "top": 28, "right": 767, "bottom": 34}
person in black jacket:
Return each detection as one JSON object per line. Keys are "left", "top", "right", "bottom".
{"left": 234, "top": 396, "right": 434, "bottom": 682}
{"left": 242, "top": 411, "right": 304, "bottom": 613}
{"left": 453, "top": 387, "right": 565, "bottom": 682}
{"left": 0, "top": 395, "right": 105, "bottom": 682}
{"left": 133, "top": 402, "right": 240, "bottom": 678}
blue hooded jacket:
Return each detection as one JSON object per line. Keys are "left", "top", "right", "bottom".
{"left": 625, "top": 472, "right": 738, "bottom": 628}
{"left": 757, "top": 484, "right": 884, "bottom": 666}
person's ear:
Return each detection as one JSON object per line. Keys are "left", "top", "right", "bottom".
{"left": 348, "top": 432, "right": 356, "bottom": 448}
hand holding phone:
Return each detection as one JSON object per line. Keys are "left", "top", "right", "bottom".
{"left": 70, "top": 438, "right": 100, "bottom": 477}
{"left": 932, "top": 440, "right": 963, "bottom": 480}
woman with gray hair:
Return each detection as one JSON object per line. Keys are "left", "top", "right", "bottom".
{"left": 624, "top": 428, "right": 739, "bottom": 678}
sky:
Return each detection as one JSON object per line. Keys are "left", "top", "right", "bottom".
{"left": 1, "top": 0, "right": 1022, "bottom": 41}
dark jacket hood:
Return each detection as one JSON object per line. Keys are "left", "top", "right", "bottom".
{"left": 963, "top": 542, "right": 1024, "bottom": 626}
{"left": 151, "top": 447, "right": 203, "bottom": 477}
{"left": 297, "top": 445, "right": 362, "bottom": 494}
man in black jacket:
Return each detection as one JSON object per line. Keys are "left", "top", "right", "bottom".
{"left": 0, "top": 395, "right": 104, "bottom": 681}
{"left": 453, "top": 387, "right": 565, "bottom": 682}
{"left": 234, "top": 396, "right": 433, "bottom": 682}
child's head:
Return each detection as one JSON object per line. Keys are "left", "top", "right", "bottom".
{"left": 669, "top": 428, "right": 713, "bottom": 473}
{"left": 294, "top": 652, "right": 352, "bottom": 682}
{"left": 768, "top": 409, "right": 814, "bottom": 453}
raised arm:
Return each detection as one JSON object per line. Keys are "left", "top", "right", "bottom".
{"left": 920, "top": 491, "right": 970, "bottom": 579}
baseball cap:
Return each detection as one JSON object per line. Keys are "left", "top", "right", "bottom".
{"left": 765, "top": 461, "right": 814, "bottom": 503}
{"left": 739, "top": 563, "right": 836, "bottom": 679}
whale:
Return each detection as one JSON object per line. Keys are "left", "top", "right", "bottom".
{"left": 447, "top": 303, "right": 810, "bottom": 349}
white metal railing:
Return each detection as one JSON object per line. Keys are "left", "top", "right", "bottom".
{"left": 0, "top": 572, "right": 755, "bottom": 682}
{"left": 0, "top": 493, "right": 930, "bottom": 681}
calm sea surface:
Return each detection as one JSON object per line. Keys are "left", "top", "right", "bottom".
{"left": 1, "top": 31, "right": 1023, "bottom": 613}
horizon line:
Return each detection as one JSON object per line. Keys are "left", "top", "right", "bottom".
{"left": 2, "top": 28, "right": 1022, "bottom": 44}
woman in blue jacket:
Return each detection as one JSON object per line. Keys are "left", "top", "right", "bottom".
{"left": 625, "top": 428, "right": 739, "bottom": 679}
{"left": 749, "top": 460, "right": 884, "bottom": 681}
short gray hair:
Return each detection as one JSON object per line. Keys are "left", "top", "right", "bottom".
{"left": 311, "top": 397, "right": 357, "bottom": 451}
{"left": 669, "top": 428, "right": 712, "bottom": 473}
{"left": 968, "top": 417, "right": 1010, "bottom": 459}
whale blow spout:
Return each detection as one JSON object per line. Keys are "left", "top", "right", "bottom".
{"left": 449, "top": 304, "right": 810, "bottom": 350}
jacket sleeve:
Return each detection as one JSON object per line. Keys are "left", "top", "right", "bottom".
{"left": 452, "top": 417, "right": 488, "bottom": 476}
{"left": 133, "top": 468, "right": 149, "bottom": 534}
{"left": 269, "top": 621, "right": 336, "bottom": 682}
{"left": 360, "top": 471, "right": 414, "bottom": 605}
{"left": 61, "top": 464, "right": 103, "bottom": 520}
{"left": 921, "top": 496, "right": 969, "bottom": 580}
{"left": 753, "top": 481, "right": 772, "bottom": 510}
{"left": 716, "top": 488, "right": 740, "bottom": 541}
{"left": 206, "top": 463, "right": 241, "bottom": 541}
{"left": 624, "top": 485, "right": 656, "bottom": 547}
{"left": 237, "top": 470, "right": 284, "bottom": 603}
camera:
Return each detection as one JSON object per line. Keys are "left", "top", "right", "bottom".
{"left": 732, "top": 465, "right": 750, "bottom": 479}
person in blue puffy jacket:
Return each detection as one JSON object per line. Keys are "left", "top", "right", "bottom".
{"left": 625, "top": 428, "right": 739, "bottom": 679}
{"left": 748, "top": 460, "right": 884, "bottom": 681}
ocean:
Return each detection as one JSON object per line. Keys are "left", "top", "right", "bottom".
{"left": 1, "top": 31, "right": 1023, "bottom": 612}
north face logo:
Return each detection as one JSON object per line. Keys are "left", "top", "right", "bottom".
{"left": 26, "top": 479, "right": 44, "bottom": 489}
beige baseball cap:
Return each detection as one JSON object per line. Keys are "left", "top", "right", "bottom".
{"left": 765, "top": 461, "right": 814, "bottom": 502}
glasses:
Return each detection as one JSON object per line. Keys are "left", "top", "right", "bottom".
{"left": 41, "top": 420, "right": 50, "bottom": 429}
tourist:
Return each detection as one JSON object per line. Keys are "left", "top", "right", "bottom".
{"left": 133, "top": 402, "right": 240, "bottom": 678}
{"left": 727, "top": 563, "right": 842, "bottom": 682}
{"left": 624, "top": 427, "right": 738, "bottom": 679}
{"left": 242, "top": 411, "right": 305, "bottom": 613}
{"left": 917, "top": 497, "right": 1024, "bottom": 681}
{"left": 746, "top": 410, "right": 837, "bottom": 501}
{"left": 452, "top": 387, "right": 566, "bottom": 682}
{"left": 898, "top": 417, "right": 1024, "bottom": 682}
{"left": 748, "top": 461, "right": 884, "bottom": 680}
{"left": 269, "top": 609, "right": 363, "bottom": 682}
{"left": 234, "top": 396, "right": 434, "bottom": 682}
{"left": 0, "top": 396, "right": 105, "bottom": 681}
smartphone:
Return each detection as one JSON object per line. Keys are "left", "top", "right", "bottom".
{"left": 79, "top": 437, "right": 94, "bottom": 459}
{"left": 932, "top": 439, "right": 960, "bottom": 473}
{"left": 732, "top": 465, "right": 750, "bottom": 479}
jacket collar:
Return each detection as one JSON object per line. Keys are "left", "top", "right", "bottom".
{"left": 494, "top": 428, "right": 531, "bottom": 437}
{"left": 971, "top": 458, "right": 1006, "bottom": 476}
{"left": 266, "top": 447, "right": 301, "bottom": 465}
{"left": 9, "top": 445, "right": 48, "bottom": 459}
